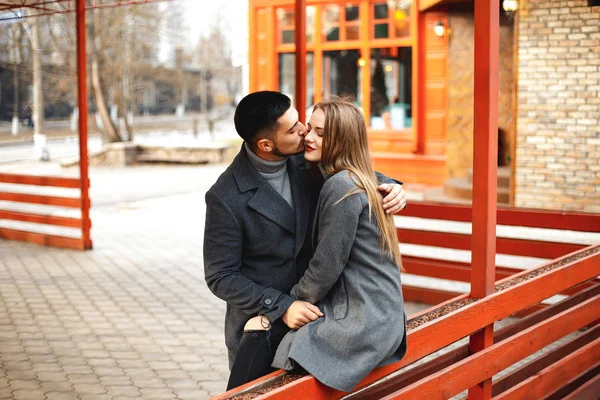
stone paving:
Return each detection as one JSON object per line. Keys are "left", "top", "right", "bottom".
{"left": 1, "top": 160, "right": 599, "bottom": 400}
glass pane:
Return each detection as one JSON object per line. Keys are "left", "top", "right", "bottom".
{"left": 346, "top": 25, "right": 360, "bottom": 40}
{"left": 278, "top": 52, "right": 315, "bottom": 116}
{"left": 277, "top": 7, "right": 315, "bottom": 44}
{"left": 322, "top": 50, "right": 362, "bottom": 107}
{"left": 374, "top": 23, "right": 389, "bottom": 39}
{"left": 390, "top": 1, "right": 412, "bottom": 37}
{"left": 345, "top": 5, "right": 359, "bottom": 21}
{"left": 322, "top": 5, "right": 340, "bottom": 42}
{"left": 369, "top": 47, "right": 413, "bottom": 130}
{"left": 374, "top": 3, "right": 388, "bottom": 19}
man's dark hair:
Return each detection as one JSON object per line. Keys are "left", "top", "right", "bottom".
{"left": 234, "top": 91, "right": 291, "bottom": 144}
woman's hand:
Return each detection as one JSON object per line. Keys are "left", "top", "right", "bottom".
{"left": 378, "top": 183, "right": 407, "bottom": 214}
{"left": 282, "top": 301, "right": 323, "bottom": 330}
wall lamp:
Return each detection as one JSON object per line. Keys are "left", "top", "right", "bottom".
{"left": 502, "top": 0, "right": 518, "bottom": 18}
{"left": 433, "top": 21, "right": 446, "bottom": 38}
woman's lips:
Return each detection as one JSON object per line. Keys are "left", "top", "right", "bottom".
{"left": 305, "top": 146, "right": 314, "bottom": 152}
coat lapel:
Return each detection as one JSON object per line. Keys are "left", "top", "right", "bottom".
{"left": 288, "top": 155, "right": 311, "bottom": 256}
{"left": 233, "top": 146, "right": 296, "bottom": 234}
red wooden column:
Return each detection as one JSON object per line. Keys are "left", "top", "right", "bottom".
{"left": 76, "top": 0, "right": 92, "bottom": 249}
{"left": 295, "top": 0, "right": 307, "bottom": 124}
{"left": 469, "top": 0, "right": 499, "bottom": 399}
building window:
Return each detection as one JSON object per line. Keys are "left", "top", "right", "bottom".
{"left": 279, "top": 52, "right": 315, "bottom": 113}
{"left": 372, "top": 1, "right": 412, "bottom": 40}
{"left": 370, "top": 47, "right": 412, "bottom": 130}
{"left": 276, "top": 7, "right": 316, "bottom": 45}
{"left": 323, "top": 49, "right": 362, "bottom": 107}
{"left": 322, "top": 3, "right": 360, "bottom": 42}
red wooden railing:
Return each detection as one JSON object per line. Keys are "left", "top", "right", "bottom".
{"left": 0, "top": 173, "right": 92, "bottom": 250}
{"left": 214, "top": 243, "right": 600, "bottom": 399}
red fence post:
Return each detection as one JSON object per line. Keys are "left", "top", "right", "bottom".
{"left": 295, "top": 0, "right": 307, "bottom": 124}
{"left": 76, "top": 0, "right": 92, "bottom": 249}
{"left": 470, "top": 0, "right": 499, "bottom": 398}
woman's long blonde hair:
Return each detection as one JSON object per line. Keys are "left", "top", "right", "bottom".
{"left": 315, "top": 96, "right": 403, "bottom": 270}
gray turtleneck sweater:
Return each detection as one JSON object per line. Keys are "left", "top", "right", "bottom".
{"left": 245, "top": 143, "right": 295, "bottom": 210}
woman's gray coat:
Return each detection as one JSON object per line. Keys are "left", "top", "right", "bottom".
{"left": 272, "top": 170, "right": 407, "bottom": 392}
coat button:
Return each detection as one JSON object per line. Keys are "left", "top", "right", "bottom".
{"left": 265, "top": 299, "right": 272, "bottom": 305}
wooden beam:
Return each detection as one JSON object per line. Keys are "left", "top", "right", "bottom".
{"left": 0, "top": 173, "right": 82, "bottom": 188}
{"left": 492, "top": 324, "right": 600, "bottom": 396}
{"left": 402, "top": 285, "right": 461, "bottom": 305}
{"left": 0, "top": 228, "right": 86, "bottom": 250}
{"left": 294, "top": 0, "right": 306, "bottom": 123}
{"left": 560, "top": 372, "right": 600, "bottom": 400}
{"left": 397, "top": 229, "right": 586, "bottom": 259}
{"left": 402, "top": 256, "right": 517, "bottom": 282}
{"left": 380, "top": 296, "right": 600, "bottom": 400}
{"left": 400, "top": 202, "right": 600, "bottom": 232}
{"left": 0, "top": 192, "right": 82, "bottom": 208}
{"left": 76, "top": 0, "right": 92, "bottom": 250}
{"left": 0, "top": 210, "right": 82, "bottom": 228}
{"left": 493, "top": 336, "right": 600, "bottom": 400}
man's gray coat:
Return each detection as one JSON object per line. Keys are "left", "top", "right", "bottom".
{"left": 272, "top": 170, "right": 407, "bottom": 392}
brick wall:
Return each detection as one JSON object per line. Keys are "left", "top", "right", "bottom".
{"left": 516, "top": 0, "right": 600, "bottom": 212}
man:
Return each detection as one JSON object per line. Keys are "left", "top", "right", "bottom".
{"left": 203, "top": 91, "right": 406, "bottom": 389}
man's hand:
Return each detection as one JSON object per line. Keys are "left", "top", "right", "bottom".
{"left": 378, "top": 183, "right": 407, "bottom": 214}
{"left": 282, "top": 301, "right": 323, "bottom": 330}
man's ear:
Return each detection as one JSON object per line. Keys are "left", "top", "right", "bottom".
{"left": 256, "top": 138, "right": 274, "bottom": 153}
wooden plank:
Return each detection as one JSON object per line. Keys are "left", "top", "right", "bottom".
{"left": 403, "top": 256, "right": 517, "bottom": 283}
{"left": 380, "top": 296, "right": 600, "bottom": 400}
{"left": 0, "top": 210, "right": 82, "bottom": 228}
{"left": 0, "top": 228, "right": 86, "bottom": 250}
{"left": 400, "top": 202, "right": 600, "bottom": 232}
{"left": 492, "top": 324, "right": 600, "bottom": 396}
{"left": 402, "top": 285, "right": 462, "bottom": 305}
{"left": 0, "top": 192, "right": 82, "bottom": 208}
{"left": 347, "top": 283, "right": 600, "bottom": 400}
{"left": 0, "top": 173, "right": 82, "bottom": 188}
{"left": 222, "top": 247, "right": 600, "bottom": 400}
{"left": 545, "top": 364, "right": 600, "bottom": 400}
{"left": 397, "top": 228, "right": 585, "bottom": 259}
{"left": 561, "top": 372, "right": 600, "bottom": 400}
{"left": 210, "top": 370, "right": 287, "bottom": 400}
{"left": 493, "top": 336, "right": 600, "bottom": 400}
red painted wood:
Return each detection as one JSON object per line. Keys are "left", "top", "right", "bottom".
{"left": 560, "top": 372, "right": 600, "bottom": 400}
{"left": 401, "top": 202, "right": 600, "bottom": 232}
{"left": 380, "top": 296, "right": 600, "bottom": 400}
{"left": 0, "top": 210, "right": 82, "bottom": 228}
{"left": 402, "top": 256, "right": 517, "bottom": 282}
{"left": 494, "top": 336, "right": 600, "bottom": 400}
{"left": 0, "top": 173, "right": 82, "bottom": 188}
{"left": 0, "top": 192, "right": 82, "bottom": 208}
{"left": 493, "top": 324, "right": 600, "bottom": 396}
{"left": 76, "top": 0, "right": 92, "bottom": 250}
{"left": 0, "top": 228, "right": 86, "bottom": 250}
{"left": 220, "top": 248, "right": 600, "bottom": 400}
{"left": 397, "top": 228, "right": 586, "bottom": 259}
{"left": 210, "top": 370, "right": 286, "bottom": 400}
{"left": 347, "top": 283, "right": 600, "bottom": 400}
{"left": 294, "top": 0, "right": 306, "bottom": 124}
{"left": 402, "top": 285, "right": 461, "bottom": 305}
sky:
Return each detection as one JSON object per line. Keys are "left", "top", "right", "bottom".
{"left": 184, "top": 0, "right": 248, "bottom": 67}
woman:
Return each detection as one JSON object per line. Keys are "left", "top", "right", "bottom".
{"left": 271, "top": 97, "right": 407, "bottom": 392}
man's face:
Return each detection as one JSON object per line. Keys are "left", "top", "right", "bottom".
{"left": 270, "top": 107, "right": 307, "bottom": 157}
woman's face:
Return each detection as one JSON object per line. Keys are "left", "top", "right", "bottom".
{"left": 304, "top": 108, "right": 325, "bottom": 163}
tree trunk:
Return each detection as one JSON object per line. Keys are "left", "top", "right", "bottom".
{"left": 11, "top": 27, "right": 20, "bottom": 136}
{"left": 31, "top": 16, "right": 49, "bottom": 160}
{"left": 90, "top": 8, "right": 121, "bottom": 143}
